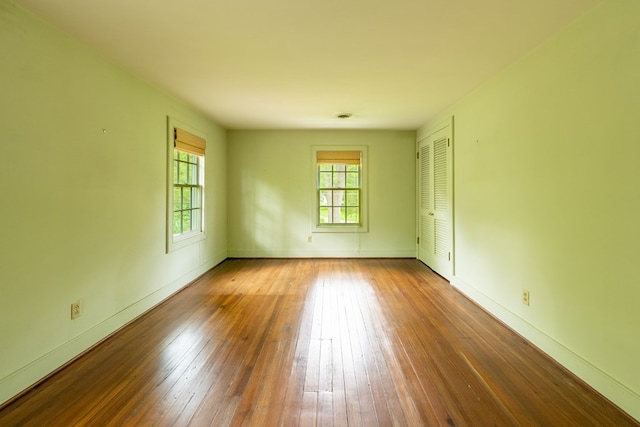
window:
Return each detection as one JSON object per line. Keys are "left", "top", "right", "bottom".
{"left": 167, "top": 117, "right": 206, "bottom": 252}
{"left": 173, "top": 151, "right": 202, "bottom": 235}
{"left": 312, "top": 146, "right": 368, "bottom": 233}
{"left": 318, "top": 151, "right": 361, "bottom": 224}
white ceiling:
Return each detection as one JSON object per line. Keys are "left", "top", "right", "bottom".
{"left": 15, "top": 0, "right": 602, "bottom": 130}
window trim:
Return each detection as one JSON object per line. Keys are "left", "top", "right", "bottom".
{"left": 311, "top": 145, "right": 368, "bottom": 233}
{"left": 166, "top": 116, "right": 206, "bottom": 253}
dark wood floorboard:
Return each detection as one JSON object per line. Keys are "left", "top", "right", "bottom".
{"left": 0, "top": 258, "right": 637, "bottom": 426}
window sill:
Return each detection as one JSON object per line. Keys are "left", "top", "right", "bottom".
{"left": 312, "top": 224, "right": 368, "bottom": 233}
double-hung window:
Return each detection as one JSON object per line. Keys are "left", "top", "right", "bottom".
{"left": 173, "top": 150, "right": 202, "bottom": 235}
{"left": 167, "top": 118, "right": 206, "bottom": 252}
{"left": 313, "top": 146, "right": 368, "bottom": 233}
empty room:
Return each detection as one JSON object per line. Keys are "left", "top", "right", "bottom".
{"left": 1, "top": 0, "right": 639, "bottom": 425}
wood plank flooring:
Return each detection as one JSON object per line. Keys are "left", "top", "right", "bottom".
{"left": 0, "top": 258, "right": 637, "bottom": 426}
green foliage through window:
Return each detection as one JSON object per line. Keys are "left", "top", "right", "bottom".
{"left": 318, "top": 163, "right": 361, "bottom": 225}
{"left": 173, "top": 150, "right": 202, "bottom": 235}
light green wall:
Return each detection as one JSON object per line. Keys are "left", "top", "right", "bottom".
{"left": 3, "top": 0, "right": 638, "bottom": 419}
{"left": 420, "top": 0, "right": 640, "bottom": 418}
{"left": 227, "top": 130, "right": 416, "bottom": 258}
{"left": 0, "top": 2, "right": 227, "bottom": 404}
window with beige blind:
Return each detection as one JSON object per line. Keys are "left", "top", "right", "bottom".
{"left": 312, "top": 146, "right": 368, "bottom": 233}
{"left": 166, "top": 117, "right": 206, "bottom": 252}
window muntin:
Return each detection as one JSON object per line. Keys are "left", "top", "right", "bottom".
{"left": 318, "top": 163, "right": 361, "bottom": 225}
{"left": 173, "top": 150, "right": 203, "bottom": 236}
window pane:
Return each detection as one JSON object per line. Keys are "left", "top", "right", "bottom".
{"left": 345, "top": 190, "right": 359, "bottom": 206}
{"left": 182, "top": 187, "right": 191, "bottom": 209}
{"left": 347, "top": 164, "right": 359, "bottom": 172}
{"left": 346, "top": 207, "right": 359, "bottom": 223}
{"left": 173, "top": 212, "right": 182, "bottom": 234}
{"left": 319, "top": 207, "right": 329, "bottom": 223}
{"left": 190, "top": 164, "right": 198, "bottom": 184}
{"left": 319, "top": 164, "right": 332, "bottom": 172}
{"left": 332, "top": 171, "right": 345, "bottom": 188}
{"left": 334, "top": 164, "right": 346, "bottom": 172}
{"left": 191, "top": 208, "right": 201, "bottom": 231}
{"left": 319, "top": 171, "right": 332, "bottom": 188}
{"left": 182, "top": 210, "right": 191, "bottom": 232}
{"left": 179, "top": 162, "right": 188, "bottom": 184}
{"left": 319, "top": 190, "right": 331, "bottom": 207}
{"left": 174, "top": 188, "right": 181, "bottom": 211}
{"left": 338, "top": 207, "right": 346, "bottom": 222}
{"left": 331, "top": 207, "right": 340, "bottom": 222}
{"left": 332, "top": 190, "right": 345, "bottom": 206}
{"left": 192, "top": 187, "right": 201, "bottom": 208}
{"left": 346, "top": 172, "right": 359, "bottom": 188}
{"left": 173, "top": 160, "right": 178, "bottom": 183}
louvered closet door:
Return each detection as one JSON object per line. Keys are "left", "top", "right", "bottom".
{"left": 419, "top": 142, "right": 434, "bottom": 265}
{"left": 417, "top": 121, "right": 453, "bottom": 280}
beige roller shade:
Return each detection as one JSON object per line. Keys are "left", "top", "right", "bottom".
{"left": 174, "top": 127, "right": 206, "bottom": 156}
{"left": 316, "top": 150, "right": 360, "bottom": 164}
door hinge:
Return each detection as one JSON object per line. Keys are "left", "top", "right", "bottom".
{"left": 417, "top": 237, "right": 420, "bottom": 245}
{"left": 447, "top": 138, "right": 450, "bottom": 147}
{"left": 448, "top": 252, "right": 451, "bottom": 261}
{"left": 416, "top": 151, "right": 420, "bottom": 159}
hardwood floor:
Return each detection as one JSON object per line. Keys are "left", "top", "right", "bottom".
{"left": 0, "top": 259, "right": 636, "bottom": 426}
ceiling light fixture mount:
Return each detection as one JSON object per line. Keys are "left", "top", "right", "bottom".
{"left": 336, "top": 113, "right": 352, "bottom": 119}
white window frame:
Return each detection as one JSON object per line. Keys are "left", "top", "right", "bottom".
{"left": 312, "top": 145, "right": 368, "bottom": 233}
{"left": 166, "top": 117, "right": 206, "bottom": 253}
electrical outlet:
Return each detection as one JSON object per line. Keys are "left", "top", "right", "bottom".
{"left": 71, "top": 300, "right": 82, "bottom": 319}
{"left": 522, "top": 289, "right": 530, "bottom": 306}
{"left": 307, "top": 235, "right": 312, "bottom": 243}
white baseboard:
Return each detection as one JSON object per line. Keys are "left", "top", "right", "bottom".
{"left": 0, "top": 256, "right": 224, "bottom": 407}
{"left": 451, "top": 276, "right": 640, "bottom": 422}
{"left": 227, "top": 249, "right": 417, "bottom": 258}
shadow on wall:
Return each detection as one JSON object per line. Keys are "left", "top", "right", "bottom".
{"left": 238, "top": 168, "right": 309, "bottom": 255}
